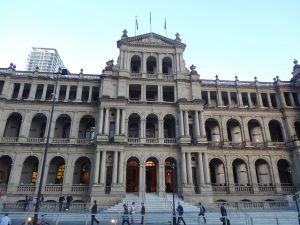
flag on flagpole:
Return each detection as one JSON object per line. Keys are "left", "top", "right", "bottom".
{"left": 135, "top": 16, "right": 138, "bottom": 30}
{"left": 150, "top": 12, "right": 152, "bottom": 25}
{"left": 150, "top": 12, "right": 152, "bottom": 32}
{"left": 164, "top": 17, "right": 166, "bottom": 30}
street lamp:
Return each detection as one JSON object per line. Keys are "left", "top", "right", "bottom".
{"left": 33, "top": 69, "right": 61, "bottom": 225}
{"left": 293, "top": 193, "right": 300, "bottom": 225}
{"left": 171, "top": 163, "right": 176, "bottom": 225}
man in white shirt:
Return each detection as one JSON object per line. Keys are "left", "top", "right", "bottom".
{"left": 130, "top": 201, "right": 135, "bottom": 224}
{"left": 0, "top": 213, "right": 11, "bottom": 225}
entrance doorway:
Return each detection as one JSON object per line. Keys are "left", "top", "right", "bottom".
{"left": 126, "top": 158, "right": 139, "bottom": 192}
{"left": 146, "top": 159, "right": 157, "bottom": 192}
{"left": 165, "top": 158, "right": 177, "bottom": 193}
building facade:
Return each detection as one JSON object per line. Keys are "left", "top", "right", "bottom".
{"left": 26, "top": 47, "right": 65, "bottom": 73}
{"left": 0, "top": 31, "right": 300, "bottom": 206}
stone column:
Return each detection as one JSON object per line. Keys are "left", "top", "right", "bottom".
{"left": 75, "top": 84, "right": 83, "bottom": 102}
{"left": 158, "top": 85, "right": 162, "bottom": 102}
{"left": 115, "top": 108, "right": 120, "bottom": 135}
{"left": 207, "top": 91, "right": 211, "bottom": 105}
{"left": 194, "top": 111, "right": 200, "bottom": 137}
{"left": 93, "top": 151, "right": 101, "bottom": 183}
{"left": 225, "top": 157, "right": 235, "bottom": 193}
{"left": 198, "top": 153, "right": 205, "bottom": 185}
{"left": 118, "top": 151, "right": 124, "bottom": 184}
{"left": 17, "top": 83, "right": 25, "bottom": 99}
{"left": 100, "top": 151, "right": 107, "bottom": 184}
{"left": 63, "top": 155, "right": 74, "bottom": 193}
{"left": 186, "top": 152, "right": 193, "bottom": 184}
{"left": 139, "top": 164, "right": 145, "bottom": 194}
{"left": 217, "top": 89, "right": 223, "bottom": 106}
{"left": 289, "top": 93, "right": 296, "bottom": 106}
{"left": 179, "top": 111, "right": 184, "bottom": 136}
{"left": 98, "top": 108, "right": 104, "bottom": 135}
{"left": 88, "top": 86, "right": 93, "bottom": 102}
{"left": 248, "top": 156, "right": 258, "bottom": 193}
{"left": 227, "top": 92, "right": 232, "bottom": 106}
{"left": 55, "top": 84, "right": 60, "bottom": 101}
{"left": 270, "top": 157, "right": 282, "bottom": 193}
{"left": 237, "top": 91, "right": 243, "bottom": 107}
{"left": 184, "top": 111, "right": 189, "bottom": 137}
{"left": 121, "top": 109, "right": 126, "bottom": 135}
{"left": 104, "top": 108, "right": 110, "bottom": 135}
{"left": 203, "top": 153, "right": 211, "bottom": 184}
{"left": 112, "top": 151, "right": 118, "bottom": 184}
{"left": 19, "top": 112, "right": 32, "bottom": 140}
{"left": 141, "top": 84, "right": 146, "bottom": 101}
{"left": 257, "top": 92, "right": 263, "bottom": 107}
{"left": 247, "top": 92, "right": 252, "bottom": 107}
{"left": 181, "top": 152, "right": 187, "bottom": 184}
{"left": 69, "top": 112, "right": 79, "bottom": 142}
{"left": 64, "top": 85, "right": 70, "bottom": 102}
{"left": 199, "top": 111, "right": 206, "bottom": 137}
{"left": 140, "top": 119, "right": 146, "bottom": 138}
{"left": 28, "top": 82, "right": 37, "bottom": 100}
{"left": 159, "top": 164, "right": 165, "bottom": 192}
{"left": 267, "top": 93, "right": 272, "bottom": 108}
{"left": 41, "top": 84, "right": 47, "bottom": 100}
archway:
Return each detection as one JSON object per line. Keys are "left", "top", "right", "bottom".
{"left": 20, "top": 156, "right": 39, "bottom": 184}
{"left": 146, "top": 157, "right": 158, "bottom": 192}
{"left": 255, "top": 159, "right": 272, "bottom": 185}
{"left": 277, "top": 159, "right": 292, "bottom": 185}
{"left": 29, "top": 114, "right": 47, "bottom": 138}
{"left": 126, "top": 157, "right": 139, "bottom": 192}
{"left": 4, "top": 113, "right": 22, "bottom": 137}
{"left": 0, "top": 155, "right": 12, "bottom": 184}
{"left": 268, "top": 120, "right": 284, "bottom": 142}
{"left": 232, "top": 159, "right": 249, "bottom": 185}
{"left": 73, "top": 157, "right": 91, "bottom": 185}
{"left": 209, "top": 158, "right": 226, "bottom": 185}
{"left": 47, "top": 156, "right": 65, "bottom": 184}
{"left": 165, "top": 158, "right": 177, "bottom": 193}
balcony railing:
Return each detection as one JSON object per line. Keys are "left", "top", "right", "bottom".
{"left": 1, "top": 137, "right": 18, "bottom": 143}
{"left": 77, "top": 139, "right": 91, "bottom": 144}
{"left": 131, "top": 73, "right": 142, "bottom": 79}
{"left": 258, "top": 185, "right": 275, "bottom": 192}
{"left": 128, "top": 138, "right": 140, "bottom": 143}
{"left": 212, "top": 184, "right": 228, "bottom": 192}
{"left": 0, "top": 184, "right": 7, "bottom": 193}
{"left": 27, "top": 138, "right": 44, "bottom": 143}
{"left": 52, "top": 138, "right": 70, "bottom": 144}
{"left": 268, "top": 142, "right": 286, "bottom": 148}
{"left": 146, "top": 138, "right": 159, "bottom": 144}
{"left": 281, "top": 184, "right": 296, "bottom": 193}
{"left": 17, "top": 184, "right": 36, "bottom": 193}
{"left": 147, "top": 73, "right": 158, "bottom": 79}
{"left": 164, "top": 138, "right": 176, "bottom": 144}
{"left": 105, "top": 186, "right": 111, "bottom": 194}
{"left": 162, "top": 74, "right": 174, "bottom": 80}
{"left": 234, "top": 185, "right": 252, "bottom": 192}
{"left": 71, "top": 185, "right": 90, "bottom": 193}
{"left": 44, "top": 184, "right": 63, "bottom": 193}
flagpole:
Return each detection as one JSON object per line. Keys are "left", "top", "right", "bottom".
{"left": 150, "top": 12, "right": 152, "bottom": 32}
{"left": 165, "top": 17, "right": 167, "bottom": 37}
{"left": 135, "top": 16, "right": 137, "bottom": 36}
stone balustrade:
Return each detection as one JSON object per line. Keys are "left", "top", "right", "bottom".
{"left": 258, "top": 185, "right": 275, "bottom": 192}
{"left": 164, "top": 138, "right": 176, "bottom": 144}
{"left": 27, "top": 138, "right": 45, "bottom": 143}
{"left": 234, "top": 185, "right": 252, "bottom": 192}
{"left": 146, "top": 138, "right": 159, "bottom": 144}
{"left": 52, "top": 138, "right": 70, "bottom": 144}
{"left": 17, "top": 184, "right": 36, "bottom": 193}
{"left": 44, "top": 184, "right": 63, "bottom": 193}
{"left": 0, "top": 184, "right": 7, "bottom": 193}
{"left": 127, "top": 138, "right": 140, "bottom": 143}
{"left": 1, "top": 137, "right": 18, "bottom": 143}
{"left": 71, "top": 185, "right": 90, "bottom": 193}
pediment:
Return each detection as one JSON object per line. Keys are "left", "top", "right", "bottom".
{"left": 117, "top": 32, "right": 186, "bottom": 49}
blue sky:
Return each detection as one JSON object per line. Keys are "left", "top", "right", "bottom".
{"left": 0, "top": 0, "right": 299, "bottom": 81}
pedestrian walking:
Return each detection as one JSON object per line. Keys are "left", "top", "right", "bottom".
{"left": 90, "top": 200, "right": 99, "bottom": 225}
{"left": 140, "top": 202, "right": 145, "bottom": 225}
{"left": 130, "top": 202, "right": 135, "bottom": 224}
{"left": 198, "top": 202, "right": 206, "bottom": 224}
{"left": 58, "top": 195, "right": 65, "bottom": 212}
{"left": 176, "top": 202, "right": 186, "bottom": 225}
{"left": 24, "top": 195, "right": 29, "bottom": 211}
{"left": 220, "top": 203, "right": 227, "bottom": 217}
{"left": 66, "top": 195, "right": 73, "bottom": 210}
{"left": 28, "top": 195, "right": 33, "bottom": 210}
{"left": 0, "top": 213, "right": 11, "bottom": 225}
{"left": 122, "top": 204, "right": 131, "bottom": 225}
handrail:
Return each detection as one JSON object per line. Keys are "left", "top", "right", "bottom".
{"left": 159, "top": 187, "right": 172, "bottom": 212}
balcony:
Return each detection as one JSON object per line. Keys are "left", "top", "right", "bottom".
{"left": 281, "top": 184, "right": 296, "bottom": 193}
{"left": 52, "top": 138, "right": 70, "bottom": 144}
{"left": 71, "top": 185, "right": 90, "bottom": 193}
{"left": 211, "top": 184, "right": 228, "bottom": 193}
{"left": 146, "top": 138, "right": 159, "bottom": 144}
{"left": 27, "top": 138, "right": 45, "bottom": 143}
{"left": 258, "top": 185, "right": 275, "bottom": 192}
{"left": 234, "top": 185, "right": 252, "bottom": 192}
{"left": 147, "top": 73, "right": 158, "bottom": 79}
{"left": 0, "top": 184, "right": 7, "bottom": 193}
{"left": 164, "top": 138, "right": 176, "bottom": 144}
{"left": 1, "top": 137, "right": 18, "bottom": 143}
{"left": 128, "top": 137, "right": 140, "bottom": 143}
{"left": 44, "top": 184, "right": 63, "bottom": 193}
{"left": 17, "top": 184, "right": 36, "bottom": 193}
{"left": 131, "top": 73, "right": 142, "bottom": 79}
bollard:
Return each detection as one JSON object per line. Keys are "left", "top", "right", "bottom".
{"left": 276, "top": 218, "right": 279, "bottom": 225}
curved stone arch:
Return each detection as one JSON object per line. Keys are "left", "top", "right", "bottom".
{"left": 143, "top": 153, "right": 160, "bottom": 165}
{"left": 127, "top": 112, "right": 142, "bottom": 120}
{"left": 73, "top": 155, "right": 93, "bottom": 165}
{"left": 129, "top": 53, "right": 143, "bottom": 61}
{"left": 143, "top": 112, "right": 159, "bottom": 120}
{"left": 161, "top": 55, "right": 174, "bottom": 63}
{"left": 124, "top": 154, "right": 142, "bottom": 164}
{"left": 146, "top": 55, "right": 158, "bottom": 62}
{"left": 54, "top": 112, "right": 73, "bottom": 121}
{"left": 164, "top": 156, "right": 177, "bottom": 164}
{"left": 78, "top": 114, "right": 96, "bottom": 121}
{"left": 46, "top": 154, "right": 67, "bottom": 165}
{"left": 267, "top": 118, "right": 285, "bottom": 141}
{"left": 3, "top": 111, "right": 25, "bottom": 120}
{"left": 0, "top": 154, "right": 14, "bottom": 162}
{"left": 275, "top": 157, "right": 292, "bottom": 167}
{"left": 208, "top": 156, "right": 226, "bottom": 165}
{"left": 245, "top": 117, "right": 264, "bottom": 128}
{"left": 20, "top": 154, "right": 40, "bottom": 165}
{"left": 224, "top": 117, "right": 242, "bottom": 126}
{"left": 204, "top": 117, "right": 221, "bottom": 125}
{"left": 253, "top": 157, "right": 271, "bottom": 165}
{"left": 163, "top": 113, "right": 177, "bottom": 120}
{"left": 229, "top": 156, "right": 248, "bottom": 165}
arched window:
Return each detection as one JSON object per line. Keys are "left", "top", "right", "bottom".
{"left": 162, "top": 57, "right": 172, "bottom": 75}
{"left": 131, "top": 55, "right": 141, "bottom": 73}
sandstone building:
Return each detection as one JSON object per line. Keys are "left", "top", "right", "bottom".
{"left": 0, "top": 31, "right": 300, "bottom": 206}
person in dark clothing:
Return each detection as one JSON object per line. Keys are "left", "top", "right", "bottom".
{"left": 198, "top": 202, "right": 206, "bottom": 224}
{"left": 220, "top": 217, "right": 230, "bottom": 225}
{"left": 66, "top": 195, "right": 73, "bottom": 210}
{"left": 140, "top": 202, "right": 145, "bottom": 225}
{"left": 91, "top": 200, "right": 99, "bottom": 225}
{"left": 58, "top": 196, "right": 65, "bottom": 212}
{"left": 24, "top": 195, "right": 29, "bottom": 211}
{"left": 220, "top": 203, "right": 227, "bottom": 217}
{"left": 122, "top": 204, "right": 130, "bottom": 225}
{"left": 176, "top": 202, "right": 186, "bottom": 225}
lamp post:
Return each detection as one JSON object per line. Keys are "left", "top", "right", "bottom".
{"left": 293, "top": 193, "right": 300, "bottom": 225}
{"left": 33, "top": 70, "right": 60, "bottom": 225}
{"left": 171, "top": 163, "right": 176, "bottom": 225}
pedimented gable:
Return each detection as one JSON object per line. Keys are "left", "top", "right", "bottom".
{"left": 117, "top": 32, "right": 186, "bottom": 49}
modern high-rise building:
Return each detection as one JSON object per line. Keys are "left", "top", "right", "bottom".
{"left": 0, "top": 31, "right": 299, "bottom": 209}
{"left": 26, "top": 47, "right": 65, "bottom": 73}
